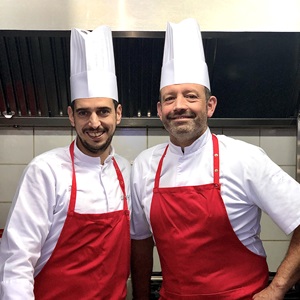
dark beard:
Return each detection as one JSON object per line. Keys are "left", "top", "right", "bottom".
{"left": 78, "top": 134, "right": 113, "bottom": 154}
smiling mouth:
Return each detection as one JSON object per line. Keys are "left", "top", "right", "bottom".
{"left": 86, "top": 131, "right": 105, "bottom": 138}
{"left": 170, "top": 116, "right": 192, "bottom": 120}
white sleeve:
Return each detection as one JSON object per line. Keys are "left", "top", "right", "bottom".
{"left": 130, "top": 156, "right": 153, "bottom": 240}
{"left": 0, "top": 159, "right": 55, "bottom": 299}
{"left": 245, "top": 146, "right": 300, "bottom": 235}
{"left": 0, "top": 280, "right": 34, "bottom": 300}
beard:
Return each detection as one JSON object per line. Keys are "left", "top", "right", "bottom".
{"left": 79, "top": 135, "right": 113, "bottom": 154}
{"left": 162, "top": 110, "right": 208, "bottom": 146}
{"left": 77, "top": 128, "right": 115, "bottom": 155}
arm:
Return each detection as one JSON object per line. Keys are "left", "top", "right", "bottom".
{"left": 253, "top": 225, "right": 300, "bottom": 299}
{"left": 0, "top": 160, "right": 56, "bottom": 299}
{"left": 131, "top": 237, "right": 154, "bottom": 300}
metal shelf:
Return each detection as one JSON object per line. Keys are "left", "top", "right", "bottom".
{"left": 0, "top": 117, "right": 296, "bottom": 128}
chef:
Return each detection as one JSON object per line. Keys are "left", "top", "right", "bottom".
{"left": 0, "top": 25, "right": 131, "bottom": 299}
{"left": 130, "top": 18, "right": 300, "bottom": 299}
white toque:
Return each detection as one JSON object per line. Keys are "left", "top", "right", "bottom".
{"left": 70, "top": 25, "right": 118, "bottom": 102}
{"left": 160, "top": 18, "right": 210, "bottom": 91}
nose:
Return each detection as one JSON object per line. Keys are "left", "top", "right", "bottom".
{"left": 89, "top": 112, "right": 101, "bottom": 128}
{"left": 173, "top": 95, "right": 187, "bottom": 111}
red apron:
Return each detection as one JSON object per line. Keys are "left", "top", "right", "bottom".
{"left": 34, "top": 141, "right": 130, "bottom": 299}
{"left": 150, "top": 134, "right": 268, "bottom": 299}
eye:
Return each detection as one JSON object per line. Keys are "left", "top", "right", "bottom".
{"left": 185, "top": 94, "right": 198, "bottom": 99}
{"left": 97, "top": 108, "right": 111, "bottom": 117}
{"left": 77, "top": 110, "right": 90, "bottom": 118}
{"left": 163, "top": 96, "right": 175, "bottom": 102}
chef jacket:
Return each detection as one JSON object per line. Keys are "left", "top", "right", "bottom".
{"left": 0, "top": 140, "right": 131, "bottom": 299}
{"left": 130, "top": 129, "right": 300, "bottom": 256}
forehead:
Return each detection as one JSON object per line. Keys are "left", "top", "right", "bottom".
{"left": 161, "top": 83, "right": 205, "bottom": 95}
{"left": 74, "top": 97, "right": 114, "bottom": 109}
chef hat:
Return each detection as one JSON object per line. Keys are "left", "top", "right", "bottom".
{"left": 70, "top": 25, "right": 118, "bottom": 102}
{"left": 160, "top": 18, "right": 210, "bottom": 91}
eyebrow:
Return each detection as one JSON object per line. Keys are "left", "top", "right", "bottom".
{"left": 75, "top": 106, "right": 112, "bottom": 112}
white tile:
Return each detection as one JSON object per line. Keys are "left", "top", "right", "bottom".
{"left": 148, "top": 128, "right": 169, "bottom": 148}
{"left": 113, "top": 128, "right": 147, "bottom": 164}
{"left": 34, "top": 128, "right": 72, "bottom": 156}
{"left": 260, "top": 128, "right": 296, "bottom": 165}
{"left": 260, "top": 212, "right": 292, "bottom": 241}
{"left": 0, "top": 165, "right": 26, "bottom": 202}
{"left": 210, "top": 128, "right": 223, "bottom": 135}
{"left": 222, "top": 128, "right": 260, "bottom": 146}
{"left": 262, "top": 240, "right": 290, "bottom": 272}
{"left": 0, "top": 203, "right": 12, "bottom": 228}
{"left": 0, "top": 128, "right": 34, "bottom": 164}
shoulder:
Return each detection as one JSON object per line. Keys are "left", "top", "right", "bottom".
{"left": 216, "top": 134, "right": 265, "bottom": 157}
{"left": 27, "top": 146, "right": 70, "bottom": 173}
{"left": 113, "top": 154, "right": 131, "bottom": 170}
{"left": 135, "top": 142, "right": 168, "bottom": 161}
{"left": 215, "top": 134, "right": 280, "bottom": 176}
{"left": 17, "top": 146, "right": 71, "bottom": 189}
{"left": 131, "top": 143, "right": 168, "bottom": 182}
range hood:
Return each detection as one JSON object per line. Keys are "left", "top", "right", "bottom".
{"left": 0, "top": 30, "right": 300, "bottom": 128}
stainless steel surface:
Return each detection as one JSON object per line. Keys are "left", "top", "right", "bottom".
{"left": 0, "top": 117, "right": 296, "bottom": 128}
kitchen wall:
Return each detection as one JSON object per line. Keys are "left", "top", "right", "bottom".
{"left": 0, "top": 125, "right": 297, "bottom": 273}
{"left": 0, "top": 0, "right": 299, "bottom": 280}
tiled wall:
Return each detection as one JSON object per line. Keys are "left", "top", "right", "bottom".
{"left": 0, "top": 125, "right": 297, "bottom": 272}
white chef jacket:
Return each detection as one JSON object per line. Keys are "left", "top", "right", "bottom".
{"left": 0, "top": 140, "right": 131, "bottom": 300}
{"left": 131, "top": 129, "right": 300, "bottom": 256}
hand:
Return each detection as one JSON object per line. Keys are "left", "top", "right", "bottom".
{"left": 252, "top": 284, "right": 286, "bottom": 300}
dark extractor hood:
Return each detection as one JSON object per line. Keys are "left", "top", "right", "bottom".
{"left": 0, "top": 30, "right": 300, "bottom": 128}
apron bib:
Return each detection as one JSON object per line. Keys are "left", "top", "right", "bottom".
{"left": 34, "top": 141, "right": 130, "bottom": 299}
{"left": 150, "top": 134, "right": 268, "bottom": 299}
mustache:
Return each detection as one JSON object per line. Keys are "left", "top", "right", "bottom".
{"left": 166, "top": 111, "right": 196, "bottom": 120}
{"left": 83, "top": 127, "right": 105, "bottom": 133}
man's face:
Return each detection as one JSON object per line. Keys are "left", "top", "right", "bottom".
{"left": 157, "top": 83, "right": 217, "bottom": 147}
{"left": 68, "top": 97, "right": 121, "bottom": 157}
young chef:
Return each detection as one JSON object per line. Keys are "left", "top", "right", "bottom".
{"left": 0, "top": 25, "right": 131, "bottom": 299}
{"left": 130, "top": 18, "right": 300, "bottom": 299}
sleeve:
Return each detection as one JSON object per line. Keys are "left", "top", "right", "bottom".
{"left": 130, "top": 156, "right": 153, "bottom": 240}
{"left": 245, "top": 146, "right": 300, "bottom": 235}
{"left": 0, "top": 158, "right": 56, "bottom": 299}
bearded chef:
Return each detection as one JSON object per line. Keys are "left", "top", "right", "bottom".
{"left": 0, "top": 25, "right": 131, "bottom": 300}
{"left": 130, "top": 18, "right": 300, "bottom": 300}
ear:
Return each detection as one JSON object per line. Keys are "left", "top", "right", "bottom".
{"left": 157, "top": 101, "right": 162, "bottom": 120}
{"left": 68, "top": 106, "right": 75, "bottom": 127}
{"left": 116, "top": 104, "right": 122, "bottom": 125}
{"left": 207, "top": 96, "right": 217, "bottom": 118}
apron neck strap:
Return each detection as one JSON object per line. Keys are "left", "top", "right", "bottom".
{"left": 112, "top": 157, "right": 128, "bottom": 210}
{"left": 69, "top": 141, "right": 128, "bottom": 212}
{"left": 69, "top": 141, "right": 76, "bottom": 212}
{"left": 154, "top": 134, "right": 220, "bottom": 188}
{"left": 212, "top": 134, "right": 220, "bottom": 184}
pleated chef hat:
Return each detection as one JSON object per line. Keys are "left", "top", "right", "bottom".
{"left": 160, "top": 18, "right": 210, "bottom": 91}
{"left": 70, "top": 25, "right": 118, "bottom": 102}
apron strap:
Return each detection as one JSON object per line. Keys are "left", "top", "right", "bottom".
{"left": 69, "top": 140, "right": 128, "bottom": 212}
{"left": 69, "top": 141, "right": 77, "bottom": 213}
{"left": 112, "top": 157, "right": 128, "bottom": 210}
{"left": 212, "top": 134, "right": 220, "bottom": 184}
{"left": 154, "top": 145, "right": 169, "bottom": 188}
{"left": 155, "top": 134, "right": 220, "bottom": 187}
